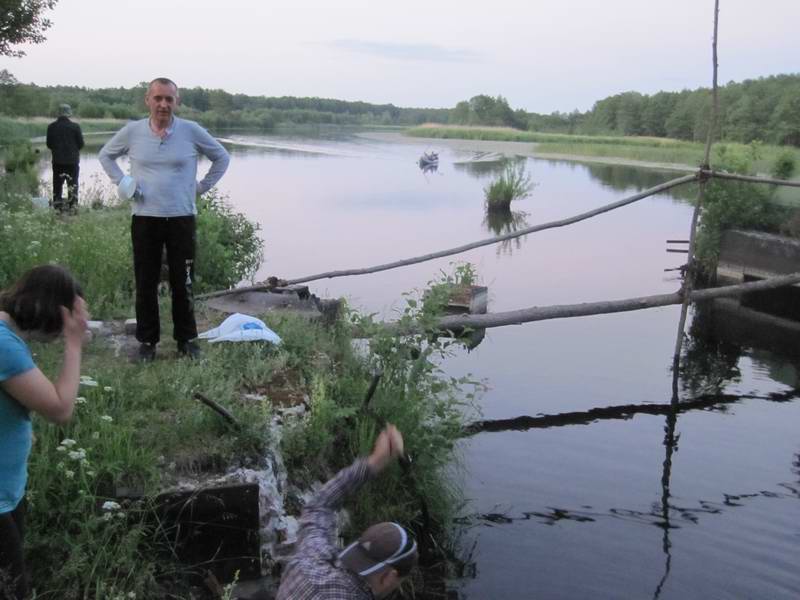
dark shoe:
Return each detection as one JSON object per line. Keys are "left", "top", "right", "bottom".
{"left": 138, "top": 343, "right": 156, "bottom": 362}
{"left": 177, "top": 340, "right": 201, "bottom": 359}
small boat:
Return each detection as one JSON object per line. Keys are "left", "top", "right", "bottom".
{"left": 419, "top": 151, "right": 439, "bottom": 167}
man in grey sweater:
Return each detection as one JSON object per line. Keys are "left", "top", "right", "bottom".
{"left": 99, "top": 77, "right": 230, "bottom": 361}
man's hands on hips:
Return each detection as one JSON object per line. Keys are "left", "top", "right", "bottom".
{"left": 367, "top": 424, "right": 405, "bottom": 475}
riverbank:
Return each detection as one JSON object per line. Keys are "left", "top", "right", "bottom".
{"left": 24, "top": 281, "right": 474, "bottom": 598}
{"left": 0, "top": 173, "right": 475, "bottom": 597}
{"left": 404, "top": 124, "right": 800, "bottom": 176}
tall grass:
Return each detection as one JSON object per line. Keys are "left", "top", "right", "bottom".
{"left": 484, "top": 163, "right": 535, "bottom": 211}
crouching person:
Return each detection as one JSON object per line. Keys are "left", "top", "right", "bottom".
{"left": 277, "top": 424, "right": 418, "bottom": 599}
{"left": 0, "top": 266, "right": 88, "bottom": 599}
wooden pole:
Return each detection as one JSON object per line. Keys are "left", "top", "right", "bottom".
{"left": 704, "top": 170, "right": 800, "bottom": 188}
{"left": 197, "top": 173, "right": 698, "bottom": 300}
{"left": 411, "top": 272, "right": 800, "bottom": 333}
{"left": 671, "top": 0, "right": 720, "bottom": 400}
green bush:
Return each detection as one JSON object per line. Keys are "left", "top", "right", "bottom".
{"left": 694, "top": 149, "right": 790, "bottom": 276}
{"left": 771, "top": 149, "right": 797, "bottom": 180}
{"left": 195, "top": 189, "right": 264, "bottom": 292}
{"left": 0, "top": 185, "right": 265, "bottom": 316}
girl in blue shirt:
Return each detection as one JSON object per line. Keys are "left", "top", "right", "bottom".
{"left": 0, "top": 265, "right": 88, "bottom": 599}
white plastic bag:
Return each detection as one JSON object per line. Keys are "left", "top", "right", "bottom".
{"left": 118, "top": 175, "right": 137, "bottom": 201}
{"left": 198, "top": 313, "right": 282, "bottom": 345}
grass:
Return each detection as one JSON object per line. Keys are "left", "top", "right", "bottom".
{"left": 22, "top": 279, "right": 479, "bottom": 597}
{"left": 484, "top": 163, "right": 535, "bottom": 211}
{"left": 406, "top": 124, "right": 800, "bottom": 175}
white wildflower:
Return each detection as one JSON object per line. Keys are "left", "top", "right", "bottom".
{"left": 56, "top": 445, "right": 67, "bottom": 452}
{"left": 102, "top": 512, "right": 114, "bottom": 522}
{"left": 92, "top": 431, "right": 100, "bottom": 440}
{"left": 68, "top": 449, "right": 86, "bottom": 461}
{"left": 103, "top": 386, "right": 113, "bottom": 392}
{"left": 102, "top": 501, "right": 121, "bottom": 511}
{"left": 64, "top": 470, "right": 75, "bottom": 479}
{"left": 100, "top": 415, "right": 113, "bottom": 423}
{"left": 60, "top": 438, "right": 77, "bottom": 447}
{"left": 87, "top": 471, "right": 96, "bottom": 477}
{"left": 76, "top": 396, "right": 87, "bottom": 405}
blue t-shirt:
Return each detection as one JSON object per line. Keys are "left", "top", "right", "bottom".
{"left": 0, "top": 320, "right": 35, "bottom": 514}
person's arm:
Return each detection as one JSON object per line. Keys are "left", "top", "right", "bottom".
{"left": 98, "top": 124, "right": 131, "bottom": 184}
{"left": 193, "top": 124, "right": 230, "bottom": 195}
{"left": 76, "top": 124, "right": 84, "bottom": 150}
{"left": 1, "top": 298, "right": 88, "bottom": 424}
{"left": 293, "top": 425, "right": 404, "bottom": 561}
{"left": 46, "top": 123, "right": 54, "bottom": 150}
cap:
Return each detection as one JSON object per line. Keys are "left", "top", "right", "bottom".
{"left": 339, "top": 522, "right": 418, "bottom": 578}
{"left": 58, "top": 104, "right": 72, "bottom": 117}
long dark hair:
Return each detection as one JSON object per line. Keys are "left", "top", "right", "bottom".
{"left": 0, "top": 265, "right": 84, "bottom": 335}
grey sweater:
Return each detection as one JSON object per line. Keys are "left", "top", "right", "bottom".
{"left": 98, "top": 117, "right": 230, "bottom": 217}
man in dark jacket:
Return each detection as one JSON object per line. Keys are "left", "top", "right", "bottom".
{"left": 46, "top": 104, "right": 84, "bottom": 213}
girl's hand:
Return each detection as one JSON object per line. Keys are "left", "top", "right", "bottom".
{"left": 61, "top": 297, "right": 89, "bottom": 345}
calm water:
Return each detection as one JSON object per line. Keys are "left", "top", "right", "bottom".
{"left": 70, "top": 129, "right": 800, "bottom": 599}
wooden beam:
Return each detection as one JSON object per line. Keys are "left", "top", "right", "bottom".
{"left": 197, "top": 173, "right": 699, "bottom": 300}
{"left": 704, "top": 170, "right": 800, "bottom": 188}
{"left": 424, "top": 273, "right": 800, "bottom": 333}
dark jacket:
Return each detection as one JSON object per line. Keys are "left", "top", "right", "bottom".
{"left": 46, "top": 117, "right": 84, "bottom": 165}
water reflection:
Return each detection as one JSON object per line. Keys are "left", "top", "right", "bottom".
{"left": 582, "top": 163, "right": 699, "bottom": 202}
{"left": 653, "top": 405, "right": 677, "bottom": 599}
{"left": 419, "top": 162, "right": 439, "bottom": 175}
{"left": 452, "top": 154, "right": 526, "bottom": 178}
{"left": 678, "top": 302, "right": 743, "bottom": 397}
{"left": 463, "top": 388, "right": 799, "bottom": 435}
{"left": 482, "top": 209, "right": 531, "bottom": 255}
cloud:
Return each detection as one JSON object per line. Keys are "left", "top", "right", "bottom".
{"left": 328, "top": 39, "right": 479, "bottom": 63}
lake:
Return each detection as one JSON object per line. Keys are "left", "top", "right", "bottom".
{"left": 69, "top": 128, "right": 800, "bottom": 599}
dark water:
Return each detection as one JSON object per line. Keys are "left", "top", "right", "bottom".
{"left": 70, "top": 130, "right": 800, "bottom": 599}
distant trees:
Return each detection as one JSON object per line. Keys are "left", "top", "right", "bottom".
{"left": 0, "top": 71, "right": 797, "bottom": 147}
{"left": 0, "top": 0, "right": 57, "bottom": 57}
{"left": 449, "top": 95, "right": 527, "bottom": 129}
{"left": 572, "top": 74, "right": 800, "bottom": 146}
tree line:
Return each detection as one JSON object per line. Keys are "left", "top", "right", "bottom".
{"left": 449, "top": 75, "right": 800, "bottom": 147}
{"left": 0, "top": 72, "right": 797, "bottom": 145}
{"left": 0, "top": 76, "right": 450, "bottom": 129}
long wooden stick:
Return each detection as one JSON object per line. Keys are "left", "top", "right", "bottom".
{"left": 705, "top": 170, "right": 800, "bottom": 188}
{"left": 197, "top": 173, "right": 698, "bottom": 300}
{"left": 419, "top": 272, "right": 800, "bottom": 333}
{"left": 671, "top": 0, "right": 720, "bottom": 397}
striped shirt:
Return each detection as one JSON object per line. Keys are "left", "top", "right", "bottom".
{"left": 276, "top": 459, "right": 375, "bottom": 600}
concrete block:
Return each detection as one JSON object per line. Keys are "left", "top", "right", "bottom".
{"left": 124, "top": 318, "right": 137, "bottom": 335}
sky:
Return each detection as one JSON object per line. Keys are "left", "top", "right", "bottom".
{"left": 2, "top": 0, "right": 799, "bottom": 113}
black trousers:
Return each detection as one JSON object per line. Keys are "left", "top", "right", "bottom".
{"left": 131, "top": 215, "right": 197, "bottom": 345}
{"left": 52, "top": 163, "right": 79, "bottom": 211}
{"left": 0, "top": 502, "right": 28, "bottom": 600}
